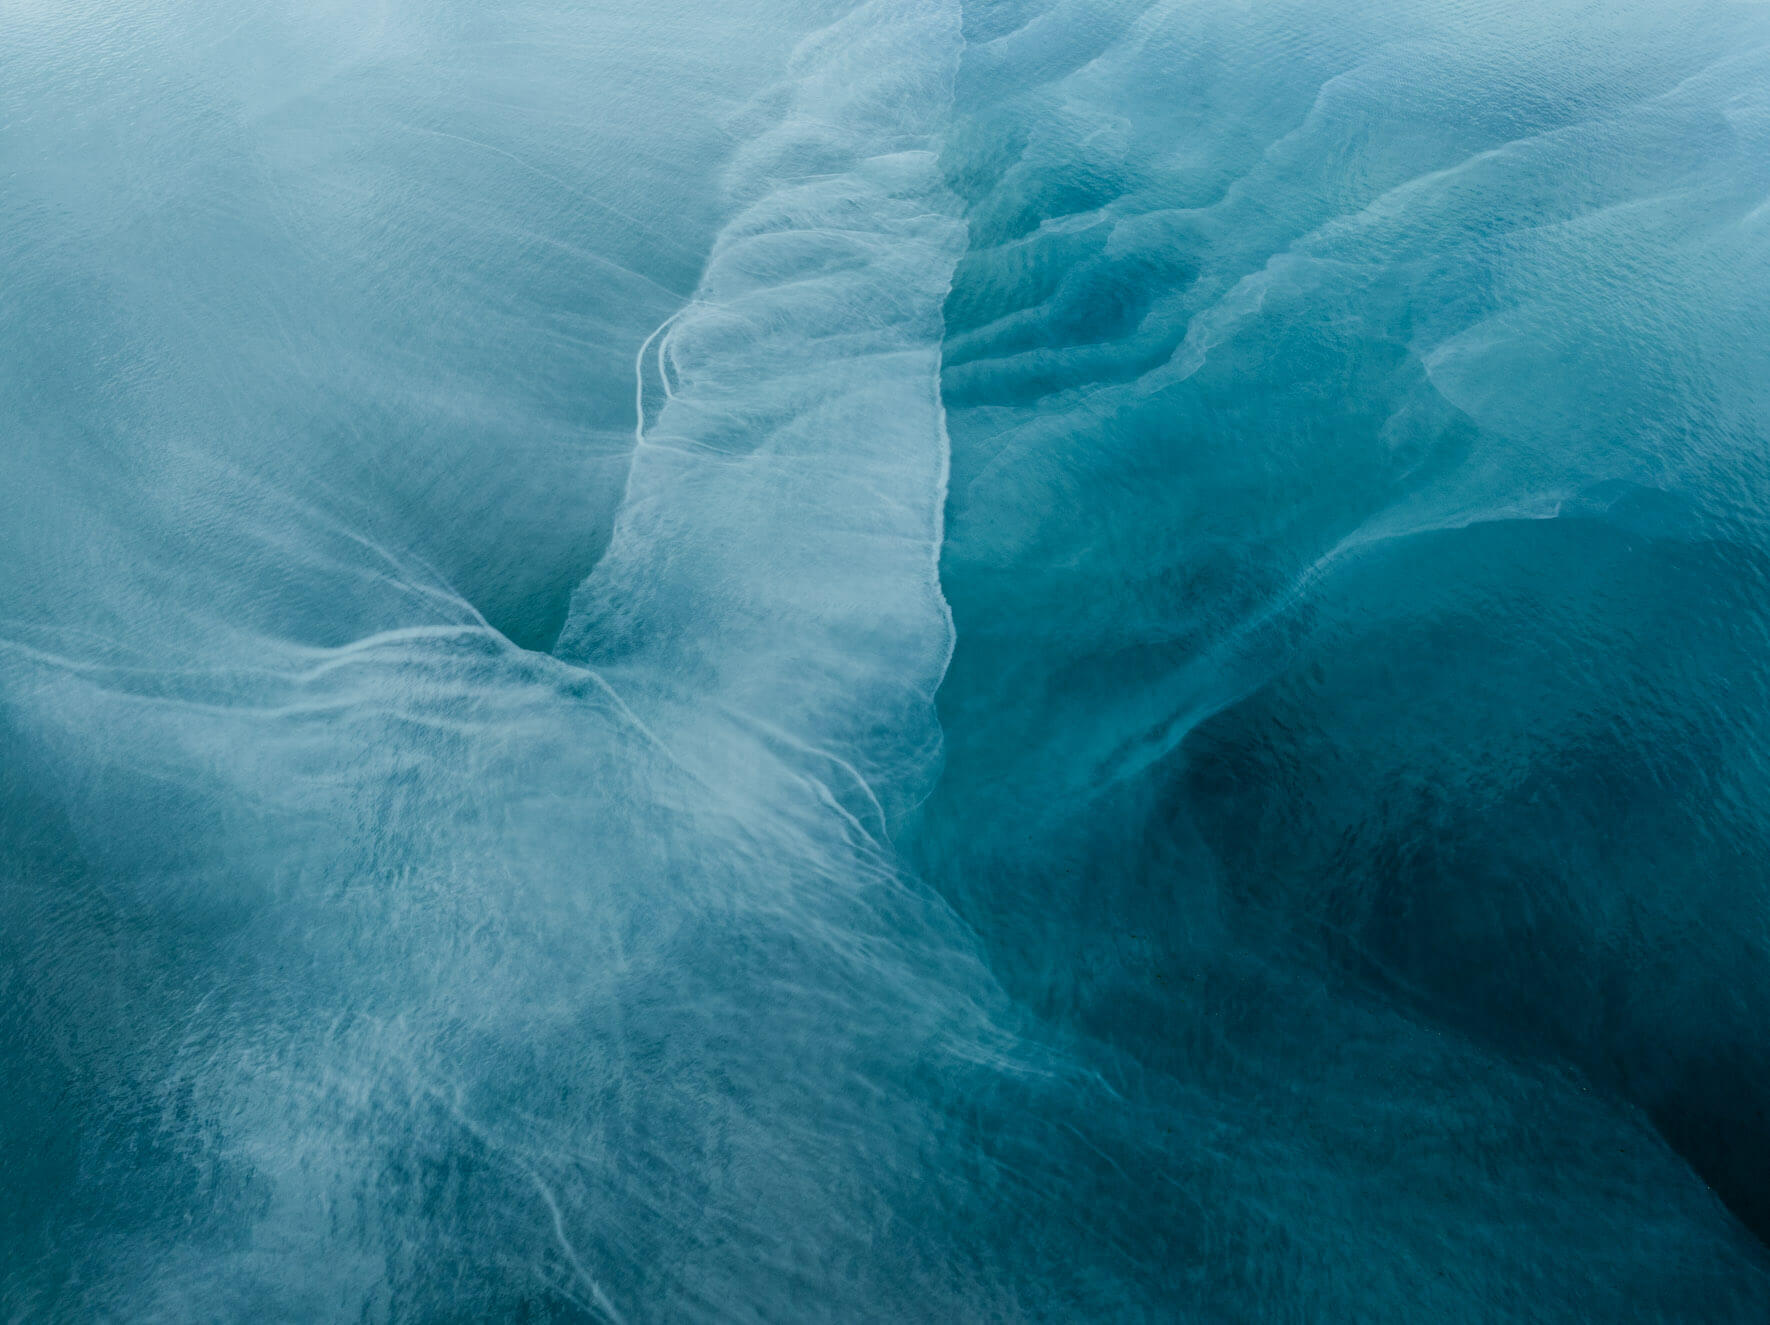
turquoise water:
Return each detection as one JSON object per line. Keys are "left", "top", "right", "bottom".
{"left": 5, "top": 0, "right": 1770, "bottom": 1318}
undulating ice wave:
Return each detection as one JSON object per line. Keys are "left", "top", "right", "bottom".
{"left": 4, "top": 0, "right": 1770, "bottom": 1319}
{"left": 558, "top": 0, "right": 965, "bottom": 816}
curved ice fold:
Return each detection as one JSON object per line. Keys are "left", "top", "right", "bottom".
{"left": 559, "top": 0, "right": 966, "bottom": 821}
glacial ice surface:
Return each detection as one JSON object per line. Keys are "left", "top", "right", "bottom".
{"left": 5, "top": 0, "right": 1770, "bottom": 1319}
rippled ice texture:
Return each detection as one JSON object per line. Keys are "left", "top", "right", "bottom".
{"left": 5, "top": 0, "right": 1770, "bottom": 1319}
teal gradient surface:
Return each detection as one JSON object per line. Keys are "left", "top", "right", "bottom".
{"left": 5, "top": 0, "right": 1770, "bottom": 1317}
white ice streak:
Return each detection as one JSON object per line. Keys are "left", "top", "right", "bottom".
{"left": 562, "top": 0, "right": 968, "bottom": 821}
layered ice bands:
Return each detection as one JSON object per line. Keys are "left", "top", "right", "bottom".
{"left": 558, "top": 0, "right": 966, "bottom": 820}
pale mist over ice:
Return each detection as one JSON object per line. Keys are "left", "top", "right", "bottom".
{"left": 5, "top": 0, "right": 1770, "bottom": 1319}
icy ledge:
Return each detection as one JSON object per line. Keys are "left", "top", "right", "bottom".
{"left": 556, "top": 0, "right": 967, "bottom": 826}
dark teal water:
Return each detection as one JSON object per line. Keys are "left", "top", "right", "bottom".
{"left": 5, "top": 0, "right": 1770, "bottom": 1318}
